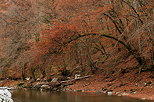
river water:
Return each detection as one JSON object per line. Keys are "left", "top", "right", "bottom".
{"left": 12, "top": 90, "right": 152, "bottom": 102}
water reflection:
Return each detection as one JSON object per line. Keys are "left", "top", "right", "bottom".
{"left": 12, "top": 90, "right": 152, "bottom": 102}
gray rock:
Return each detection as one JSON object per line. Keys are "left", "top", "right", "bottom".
{"left": 0, "top": 89, "right": 13, "bottom": 102}
{"left": 107, "top": 92, "right": 113, "bottom": 95}
{"left": 41, "top": 85, "right": 50, "bottom": 90}
{"left": 107, "top": 91, "right": 113, "bottom": 96}
{"left": 26, "top": 77, "right": 30, "bottom": 81}
{"left": 75, "top": 74, "right": 81, "bottom": 79}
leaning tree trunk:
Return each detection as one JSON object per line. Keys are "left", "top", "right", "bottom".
{"left": 63, "top": 33, "right": 147, "bottom": 73}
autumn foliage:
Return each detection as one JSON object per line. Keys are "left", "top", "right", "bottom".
{"left": 0, "top": 0, "right": 153, "bottom": 80}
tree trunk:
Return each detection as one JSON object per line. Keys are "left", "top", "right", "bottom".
{"left": 40, "top": 67, "right": 46, "bottom": 78}
{"left": 30, "top": 67, "right": 36, "bottom": 81}
{"left": 21, "top": 63, "right": 27, "bottom": 81}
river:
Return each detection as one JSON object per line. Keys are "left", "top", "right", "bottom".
{"left": 12, "top": 89, "right": 153, "bottom": 102}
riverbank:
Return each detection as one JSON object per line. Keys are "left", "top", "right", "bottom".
{"left": 0, "top": 70, "right": 153, "bottom": 101}
{"left": 67, "top": 71, "right": 154, "bottom": 101}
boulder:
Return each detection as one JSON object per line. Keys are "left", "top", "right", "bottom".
{"left": 41, "top": 85, "right": 50, "bottom": 90}
{"left": 107, "top": 91, "right": 113, "bottom": 96}
{"left": 0, "top": 89, "right": 13, "bottom": 102}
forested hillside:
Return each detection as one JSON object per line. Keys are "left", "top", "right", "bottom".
{"left": 0, "top": 0, "right": 153, "bottom": 81}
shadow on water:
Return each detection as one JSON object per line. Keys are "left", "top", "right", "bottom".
{"left": 12, "top": 89, "right": 152, "bottom": 102}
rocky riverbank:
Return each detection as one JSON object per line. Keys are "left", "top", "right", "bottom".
{"left": 0, "top": 71, "right": 154, "bottom": 101}
{"left": 67, "top": 71, "right": 154, "bottom": 101}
